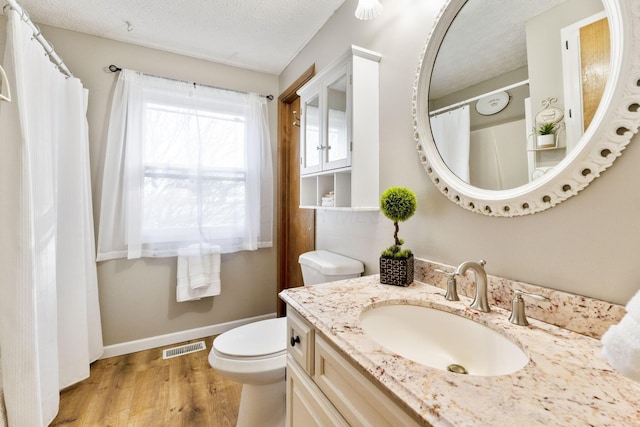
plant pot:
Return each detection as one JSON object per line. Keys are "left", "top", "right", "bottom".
{"left": 536, "top": 134, "right": 555, "bottom": 149}
{"left": 379, "top": 254, "right": 414, "bottom": 287}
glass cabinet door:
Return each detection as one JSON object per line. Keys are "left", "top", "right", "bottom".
{"left": 325, "top": 73, "right": 350, "bottom": 170}
{"left": 301, "top": 94, "right": 321, "bottom": 174}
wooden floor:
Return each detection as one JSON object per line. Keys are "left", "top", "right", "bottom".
{"left": 50, "top": 337, "right": 242, "bottom": 427}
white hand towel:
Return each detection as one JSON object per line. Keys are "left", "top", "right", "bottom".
{"left": 189, "top": 249, "right": 221, "bottom": 289}
{"left": 625, "top": 289, "right": 640, "bottom": 322}
{"left": 188, "top": 254, "right": 211, "bottom": 289}
{"left": 177, "top": 250, "right": 190, "bottom": 289}
{"left": 600, "top": 294, "right": 640, "bottom": 382}
{"left": 176, "top": 245, "right": 222, "bottom": 302}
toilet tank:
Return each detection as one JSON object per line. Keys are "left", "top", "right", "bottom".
{"left": 298, "top": 250, "right": 364, "bottom": 286}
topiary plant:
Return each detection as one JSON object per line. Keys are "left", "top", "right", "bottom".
{"left": 380, "top": 187, "right": 417, "bottom": 259}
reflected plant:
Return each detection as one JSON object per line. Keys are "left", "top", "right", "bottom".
{"left": 537, "top": 122, "right": 556, "bottom": 135}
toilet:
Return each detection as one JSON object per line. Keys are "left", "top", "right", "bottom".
{"left": 208, "top": 250, "right": 363, "bottom": 427}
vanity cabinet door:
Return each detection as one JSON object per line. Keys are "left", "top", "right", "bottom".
{"left": 287, "top": 308, "right": 315, "bottom": 375}
{"left": 313, "top": 334, "right": 422, "bottom": 427}
{"left": 286, "top": 355, "right": 349, "bottom": 427}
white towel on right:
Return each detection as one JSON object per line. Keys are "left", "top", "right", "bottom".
{"left": 600, "top": 291, "right": 640, "bottom": 382}
{"left": 625, "top": 289, "right": 640, "bottom": 322}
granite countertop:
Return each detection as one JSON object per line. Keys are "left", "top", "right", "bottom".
{"left": 279, "top": 275, "right": 640, "bottom": 426}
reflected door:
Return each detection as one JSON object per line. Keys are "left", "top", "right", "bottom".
{"left": 580, "top": 17, "right": 610, "bottom": 130}
{"left": 562, "top": 12, "right": 610, "bottom": 152}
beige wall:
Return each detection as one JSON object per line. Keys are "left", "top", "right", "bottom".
{"left": 282, "top": 0, "right": 639, "bottom": 306}
{"left": 0, "top": 17, "right": 279, "bottom": 346}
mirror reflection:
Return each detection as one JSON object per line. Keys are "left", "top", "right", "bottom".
{"left": 429, "top": 0, "right": 608, "bottom": 190}
{"left": 327, "top": 75, "right": 348, "bottom": 163}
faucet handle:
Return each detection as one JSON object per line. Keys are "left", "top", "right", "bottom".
{"left": 435, "top": 268, "right": 453, "bottom": 276}
{"left": 514, "top": 289, "right": 549, "bottom": 301}
{"left": 508, "top": 289, "right": 550, "bottom": 326}
{"left": 478, "top": 259, "right": 486, "bottom": 267}
{"left": 435, "top": 269, "right": 460, "bottom": 301}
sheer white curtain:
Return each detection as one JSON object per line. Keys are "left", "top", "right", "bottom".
{"left": 96, "top": 69, "right": 273, "bottom": 260}
{"left": 0, "top": 9, "right": 103, "bottom": 426}
{"left": 430, "top": 105, "right": 471, "bottom": 183}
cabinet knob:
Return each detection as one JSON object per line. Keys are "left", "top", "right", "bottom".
{"left": 290, "top": 335, "right": 301, "bottom": 347}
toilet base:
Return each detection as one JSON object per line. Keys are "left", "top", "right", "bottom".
{"left": 236, "top": 380, "right": 285, "bottom": 427}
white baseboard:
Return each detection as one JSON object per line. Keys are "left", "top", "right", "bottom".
{"left": 100, "top": 312, "right": 277, "bottom": 359}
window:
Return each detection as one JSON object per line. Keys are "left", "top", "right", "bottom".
{"left": 96, "top": 70, "right": 272, "bottom": 260}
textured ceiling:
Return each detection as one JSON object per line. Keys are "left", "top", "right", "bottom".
{"left": 430, "top": 0, "right": 566, "bottom": 99}
{"left": 6, "top": 0, "right": 348, "bottom": 75}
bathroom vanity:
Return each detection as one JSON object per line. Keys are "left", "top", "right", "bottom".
{"left": 285, "top": 306, "right": 422, "bottom": 426}
{"left": 280, "top": 260, "right": 640, "bottom": 426}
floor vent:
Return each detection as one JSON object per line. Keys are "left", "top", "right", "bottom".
{"left": 162, "top": 341, "right": 207, "bottom": 360}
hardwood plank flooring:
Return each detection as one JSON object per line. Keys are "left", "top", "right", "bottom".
{"left": 50, "top": 337, "right": 242, "bottom": 427}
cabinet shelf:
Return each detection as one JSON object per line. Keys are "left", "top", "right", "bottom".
{"left": 297, "top": 46, "right": 381, "bottom": 210}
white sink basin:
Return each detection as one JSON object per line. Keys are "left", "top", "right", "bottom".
{"left": 359, "top": 304, "right": 529, "bottom": 376}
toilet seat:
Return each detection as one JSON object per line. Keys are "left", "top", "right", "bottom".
{"left": 214, "top": 317, "right": 287, "bottom": 357}
{"left": 209, "top": 317, "right": 287, "bottom": 385}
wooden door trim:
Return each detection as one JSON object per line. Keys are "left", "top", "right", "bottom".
{"left": 279, "top": 65, "right": 316, "bottom": 103}
{"left": 277, "top": 65, "right": 316, "bottom": 316}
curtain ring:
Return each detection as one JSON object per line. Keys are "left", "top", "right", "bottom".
{"left": 44, "top": 39, "right": 56, "bottom": 55}
{"left": 31, "top": 22, "right": 43, "bottom": 40}
{"left": 2, "top": 4, "right": 12, "bottom": 14}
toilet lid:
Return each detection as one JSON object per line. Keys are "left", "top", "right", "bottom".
{"left": 214, "top": 317, "right": 287, "bottom": 357}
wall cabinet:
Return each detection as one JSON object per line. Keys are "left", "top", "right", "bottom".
{"left": 286, "top": 307, "right": 423, "bottom": 427}
{"left": 297, "top": 46, "right": 381, "bottom": 210}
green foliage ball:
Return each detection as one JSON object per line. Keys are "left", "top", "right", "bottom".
{"left": 381, "top": 245, "right": 412, "bottom": 258}
{"left": 380, "top": 187, "right": 417, "bottom": 223}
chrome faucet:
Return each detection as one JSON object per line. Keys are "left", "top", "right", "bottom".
{"left": 454, "top": 260, "right": 490, "bottom": 312}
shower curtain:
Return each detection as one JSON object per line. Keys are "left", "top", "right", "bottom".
{"left": 430, "top": 105, "right": 471, "bottom": 183}
{"left": 0, "top": 9, "right": 103, "bottom": 426}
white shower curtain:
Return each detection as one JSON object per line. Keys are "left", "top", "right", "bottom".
{"left": 430, "top": 106, "right": 471, "bottom": 183}
{"left": 0, "top": 9, "right": 103, "bottom": 426}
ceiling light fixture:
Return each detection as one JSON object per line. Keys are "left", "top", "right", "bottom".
{"left": 355, "top": 0, "right": 383, "bottom": 20}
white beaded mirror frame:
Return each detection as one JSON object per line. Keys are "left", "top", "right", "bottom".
{"left": 413, "top": 0, "right": 640, "bottom": 217}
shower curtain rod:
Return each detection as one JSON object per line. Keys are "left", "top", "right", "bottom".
{"left": 108, "top": 65, "right": 274, "bottom": 101}
{"left": 428, "top": 79, "right": 529, "bottom": 117}
{"left": 3, "top": 0, "right": 73, "bottom": 77}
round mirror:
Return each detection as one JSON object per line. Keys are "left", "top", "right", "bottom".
{"left": 413, "top": 0, "right": 640, "bottom": 216}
